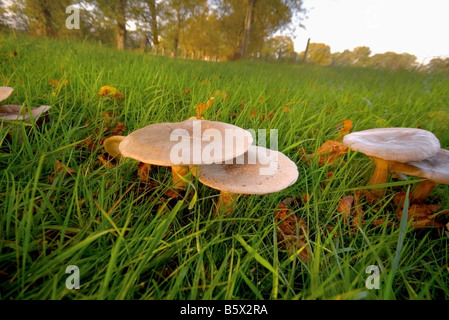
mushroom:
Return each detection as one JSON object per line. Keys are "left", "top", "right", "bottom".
{"left": 118, "top": 119, "right": 253, "bottom": 192}
{"left": 389, "top": 148, "right": 449, "bottom": 202}
{"left": 196, "top": 145, "right": 299, "bottom": 214}
{"left": 103, "top": 135, "right": 125, "bottom": 161}
{"left": 342, "top": 127, "right": 441, "bottom": 195}
{"left": 0, "top": 86, "right": 13, "bottom": 102}
{"left": 0, "top": 87, "right": 51, "bottom": 122}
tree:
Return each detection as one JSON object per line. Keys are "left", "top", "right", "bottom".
{"left": 302, "top": 43, "right": 332, "bottom": 66}
{"left": 130, "top": 0, "right": 165, "bottom": 52}
{"left": 262, "top": 35, "right": 294, "bottom": 61}
{"left": 214, "top": 0, "right": 305, "bottom": 60}
{"left": 369, "top": 52, "right": 417, "bottom": 70}
{"left": 89, "top": 0, "right": 128, "bottom": 50}
{"left": 162, "top": 0, "right": 207, "bottom": 56}
{"left": 351, "top": 46, "right": 371, "bottom": 67}
{"left": 332, "top": 49, "right": 353, "bottom": 66}
{"left": 11, "top": 0, "right": 72, "bottom": 37}
{"left": 426, "top": 57, "right": 449, "bottom": 73}
{"left": 240, "top": 0, "right": 256, "bottom": 59}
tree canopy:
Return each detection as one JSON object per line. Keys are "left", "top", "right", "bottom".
{"left": 1, "top": 0, "right": 447, "bottom": 72}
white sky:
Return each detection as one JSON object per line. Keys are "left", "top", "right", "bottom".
{"left": 293, "top": 0, "right": 449, "bottom": 63}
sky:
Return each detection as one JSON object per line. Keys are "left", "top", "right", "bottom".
{"left": 292, "top": 0, "right": 449, "bottom": 63}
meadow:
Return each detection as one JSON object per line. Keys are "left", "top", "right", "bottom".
{"left": 1, "top": 34, "right": 448, "bottom": 300}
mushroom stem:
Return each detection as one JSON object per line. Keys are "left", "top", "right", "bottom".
{"left": 171, "top": 165, "right": 190, "bottom": 189}
{"left": 368, "top": 157, "right": 389, "bottom": 185}
{"left": 367, "top": 157, "right": 390, "bottom": 196}
{"left": 104, "top": 135, "right": 125, "bottom": 161}
{"left": 216, "top": 191, "right": 239, "bottom": 215}
{"left": 412, "top": 179, "right": 437, "bottom": 202}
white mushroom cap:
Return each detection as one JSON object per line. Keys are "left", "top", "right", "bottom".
{"left": 196, "top": 145, "right": 299, "bottom": 195}
{"left": 342, "top": 127, "right": 440, "bottom": 162}
{"left": 0, "top": 105, "right": 51, "bottom": 121}
{"left": 0, "top": 87, "right": 14, "bottom": 102}
{"left": 118, "top": 119, "right": 253, "bottom": 166}
{"left": 390, "top": 148, "right": 449, "bottom": 184}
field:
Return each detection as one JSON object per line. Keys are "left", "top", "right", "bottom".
{"left": 1, "top": 34, "right": 448, "bottom": 300}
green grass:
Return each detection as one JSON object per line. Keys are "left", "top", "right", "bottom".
{"left": 1, "top": 34, "right": 449, "bottom": 300}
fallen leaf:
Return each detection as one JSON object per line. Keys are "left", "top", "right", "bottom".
{"left": 274, "top": 203, "right": 309, "bottom": 263}
{"left": 97, "top": 155, "right": 116, "bottom": 168}
{"left": 137, "top": 162, "right": 152, "bottom": 183}
{"left": 312, "top": 140, "right": 348, "bottom": 166}
{"left": 337, "top": 195, "right": 354, "bottom": 222}
{"left": 395, "top": 193, "right": 446, "bottom": 230}
{"left": 49, "top": 160, "right": 76, "bottom": 183}
{"left": 109, "top": 122, "right": 126, "bottom": 137}
{"left": 98, "top": 85, "right": 124, "bottom": 100}
{"left": 194, "top": 97, "right": 214, "bottom": 119}
{"left": 249, "top": 109, "right": 258, "bottom": 119}
{"left": 260, "top": 110, "right": 275, "bottom": 122}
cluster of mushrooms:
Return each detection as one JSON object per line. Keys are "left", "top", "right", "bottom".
{"left": 104, "top": 119, "right": 299, "bottom": 213}
{"left": 3, "top": 84, "right": 447, "bottom": 215}
{"left": 342, "top": 127, "right": 449, "bottom": 202}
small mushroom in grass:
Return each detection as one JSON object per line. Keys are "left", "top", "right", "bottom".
{"left": 196, "top": 145, "right": 299, "bottom": 214}
{"left": 389, "top": 148, "right": 449, "bottom": 202}
{"left": 342, "top": 127, "right": 441, "bottom": 196}
{"left": 0, "top": 87, "right": 51, "bottom": 122}
{"left": 0, "top": 86, "right": 13, "bottom": 102}
{"left": 103, "top": 135, "right": 125, "bottom": 161}
{"left": 118, "top": 119, "right": 253, "bottom": 193}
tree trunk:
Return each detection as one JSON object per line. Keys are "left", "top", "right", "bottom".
{"left": 302, "top": 38, "right": 310, "bottom": 64}
{"left": 173, "top": 5, "right": 182, "bottom": 57}
{"left": 240, "top": 0, "right": 256, "bottom": 59}
{"left": 115, "top": 0, "right": 127, "bottom": 50}
{"left": 147, "top": 0, "right": 159, "bottom": 47}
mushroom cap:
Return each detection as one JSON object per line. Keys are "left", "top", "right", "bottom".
{"left": 390, "top": 148, "right": 449, "bottom": 184}
{"left": 0, "top": 87, "right": 14, "bottom": 102}
{"left": 118, "top": 119, "right": 253, "bottom": 166}
{"left": 342, "top": 127, "right": 440, "bottom": 163}
{"left": 103, "top": 135, "right": 125, "bottom": 160}
{"left": 0, "top": 105, "right": 51, "bottom": 121}
{"left": 196, "top": 145, "right": 299, "bottom": 195}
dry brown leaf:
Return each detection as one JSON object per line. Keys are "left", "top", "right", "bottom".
{"left": 194, "top": 97, "right": 214, "bottom": 119}
{"left": 274, "top": 203, "right": 309, "bottom": 263}
{"left": 137, "top": 162, "right": 152, "bottom": 183}
{"left": 335, "top": 119, "right": 353, "bottom": 140}
{"left": 395, "top": 194, "right": 446, "bottom": 230}
{"left": 109, "top": 121, "right": 126, "bottom": 137}
{"left": 260, "top": 110, "right": 275, "bottom": 122}
{"left": 249, "top": 109, "right": 258, "bottom": 119}
{"left": 98, "top": 86, "right": 124, "bottom": 100}
{"left": 49, "top": 160, "right": 76, "bottom": 183}
{"left": 97, "top": 155, "right": 116, "bottom": 168}
{"left": 312, "top": 140, "right": 348, "bottom": 166}
{"left": 337, "top": 195, "right": 354, "bottom": 222}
